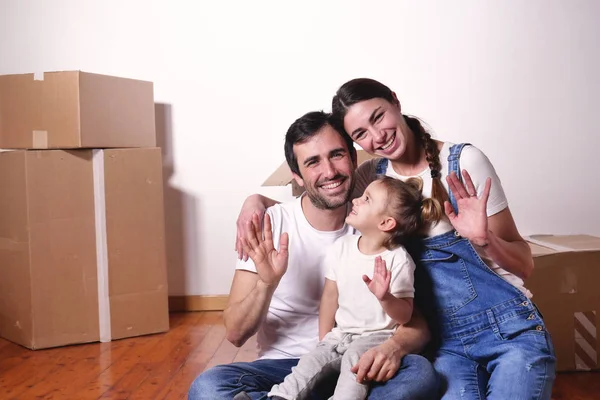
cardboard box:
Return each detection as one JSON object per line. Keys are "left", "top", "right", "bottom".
{"left": 525, "top": 234, "right": 600, "bottom": 371}
{"left": 0, "top": 71, "right": 156, "bottom": 149}
{"left": 262, "top": 149, "right": 375, "bottom": 195}
{"left": 0, "top": 148, "right": 169, "bottom": 349}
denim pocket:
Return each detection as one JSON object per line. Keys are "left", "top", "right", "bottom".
{"left": 419, "top": 248, "right": 477, "bottom": 315}
{"left": 497, "top": 309, "right": 547, "bottom": 342}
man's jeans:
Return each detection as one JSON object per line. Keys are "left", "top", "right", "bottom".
{"left": 188, "top": 354, "right": 439, "bottom": 400}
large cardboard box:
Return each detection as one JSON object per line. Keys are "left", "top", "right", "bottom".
{"left": 525, "top": 234, "right": 600, "bottom": 371}
{"left": 0, "top": 147, "right": 169, "bottom": 349}
{"left": 0, "top": 71, "right": 156, "bottom": 149}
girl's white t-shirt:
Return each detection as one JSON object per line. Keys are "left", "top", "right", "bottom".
{"left": 324, "top": 235, "right": 415, "bottom": 335}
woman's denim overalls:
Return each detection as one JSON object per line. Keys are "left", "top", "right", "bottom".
{"left": 376, "top": 143, "right": 556, "bottom": 400}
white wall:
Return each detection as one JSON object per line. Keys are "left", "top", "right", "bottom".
{"left": 1, "top": 0, "right": 599, "bottom": 296}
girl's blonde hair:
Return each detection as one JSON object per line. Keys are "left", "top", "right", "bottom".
{"left": 376, "top": 176, "right": 442, "bottom": 250}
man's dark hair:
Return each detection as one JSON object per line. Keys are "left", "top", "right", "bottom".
{"left": 284, "top": 111, "right": 356, "bottom": 176}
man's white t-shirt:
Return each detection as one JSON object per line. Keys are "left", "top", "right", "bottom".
{"left": 354, "top": 142, "right": 532, "bottom": 298}
{"left": 324, "top": 235, "right": 415, "bottom": 335}
{"left": 236, "top": 194, "right": 356, "bottom": 359}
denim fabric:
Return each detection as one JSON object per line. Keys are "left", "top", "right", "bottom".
{"left": 412, "top": 228, "right": 556, "bottom": 399}
{"left": 188, "top": 358, "right": 299, "bottom": 400}
{"left": 409, "top": 143, "right": 556, "bottom": 399}
{"left": 377, "top": 144, "right": 556, "bottom": 398}
{"left": 187, "top": 354, "right": 439, "bottom": 400}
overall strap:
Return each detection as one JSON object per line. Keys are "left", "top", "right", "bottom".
{"left": 447, "top": 143, "right": 471, "bottom": 214}
{"left": 375, "top": 157, "right": 389, "bottom": 175}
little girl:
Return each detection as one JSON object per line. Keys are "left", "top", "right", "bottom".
{"left": 267, "top": 176, "right": 439, "bottom": 400}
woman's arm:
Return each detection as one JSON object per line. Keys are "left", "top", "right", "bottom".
{"left": 235, "top": 194, "right": 280, "bottom": 260}
{"left": 445, "top": 170, "right": 533, "bottom": 279}
{"left": 478, "top": 208, "right": 533, "bottom": 279}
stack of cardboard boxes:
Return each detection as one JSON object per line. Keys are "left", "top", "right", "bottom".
{"left": 0, "top": 71, "right": 169, "bottom": 349}
{"left": 264, "top": 151, "right": 600, "bottom": 372}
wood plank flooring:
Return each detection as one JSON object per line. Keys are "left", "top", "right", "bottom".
{"left": 0, "top": 312, "right": 597, "bottom": 399}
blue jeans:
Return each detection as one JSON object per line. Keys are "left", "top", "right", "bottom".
{"left": 434, "top": 323, "right": 555, "bottom": 399}
{"left": 411, "top": 230, "right": 556, "bottom": 399}
{"left": 188, "top": 354, "right": 439, "bottom": 400}
{"left": 377, "top": 143, "right": 556, "bottom": 399}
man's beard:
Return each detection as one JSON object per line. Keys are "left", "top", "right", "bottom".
{"left": 304, "top": 175, "right": 355, "bottom": 210}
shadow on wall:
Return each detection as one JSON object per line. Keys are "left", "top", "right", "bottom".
{"left": 155, "top": 103, "right": 200, "bottom": 299}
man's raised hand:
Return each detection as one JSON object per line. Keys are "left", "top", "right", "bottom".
{"left": 241, "top": 213, "right": 289, "bottom": 287}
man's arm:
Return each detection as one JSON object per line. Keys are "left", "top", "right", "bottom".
{"left": 224, "top": 270, "right": 276, "bottom": 347}
{"left": 387, "top": 306, "right": 430, "bottom": 356}
{"left": 351, "top": 306, "right": 430, "bottom": 382}
{"left": 226, "top": 213, "right": 289, "bottom": 347}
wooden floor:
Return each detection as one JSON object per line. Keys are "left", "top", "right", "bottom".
{"left": 0, "top": 312, "right": 598, "bottom": 400}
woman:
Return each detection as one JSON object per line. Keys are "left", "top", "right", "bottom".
{"left": 238, "top": 78, "right": 556, "bottom": 398}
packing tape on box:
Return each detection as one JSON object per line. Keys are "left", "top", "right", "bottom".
{"left": 526, "top": 235, "right": 582, "bottom": 294}
{"left": 0, "top": 237, "right": 27, "bottom": 251}
{"left": 33, "top": 72, "right": 44, "bottom": 81}
{"left": 524, "top": 236, "right": 575, "bottom": 252}
{"left": 574, "top": 311, "right": 597, "bottom": 370}
{"left": 92, "top": 149, "right": 112, "bottom": 342}
{"left": 32, "top": 130, "right": 48, "bottom": 149}
{"left": 525, "top": 235, "right": 600, "bottom": 252}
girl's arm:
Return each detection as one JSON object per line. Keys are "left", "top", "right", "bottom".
{"left": 319, "top": 279, "right": 338, "bottom": 340}
{"left": 379, "top": 295, "right": 414, "bottom": 326}
{"left": 364, "top": 256, "right": 414, "bottom": 325}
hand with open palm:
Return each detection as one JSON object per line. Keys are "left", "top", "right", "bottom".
{"left": 240, "top": 213, "right": 289, "bottom": 287}
{"left": 363, "top": 256, "right": 391, "bottom": 301}
{"left": 445, "top": 169, "right": 492, "bottom": 247}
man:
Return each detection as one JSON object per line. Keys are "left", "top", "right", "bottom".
{"left": 188, "top": 111, "right": 438, "bottom": 399}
